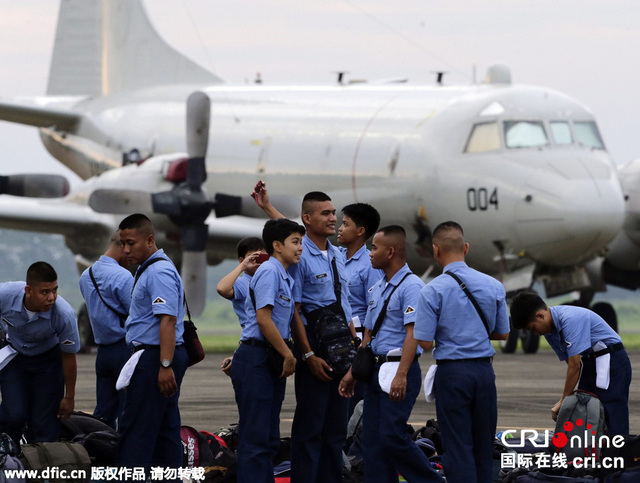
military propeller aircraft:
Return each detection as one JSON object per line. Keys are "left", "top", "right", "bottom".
{"left": 1, "top": 0, "right": 639, "bottom": 353}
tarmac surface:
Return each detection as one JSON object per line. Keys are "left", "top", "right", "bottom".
{"left": 73, "top": 349, "right": 640, "bottom": 435}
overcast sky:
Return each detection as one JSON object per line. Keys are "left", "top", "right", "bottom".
{"left": 1, "top": 0, "right": 639, "bottom": 185}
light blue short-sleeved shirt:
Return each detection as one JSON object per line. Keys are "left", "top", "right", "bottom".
{"left": 415, "top": 261, "right": 510, "bottom": 360}
{"left": 79, "top": 255, "right": 132, "bottom": 345}
{"left": 292, "top": 236, "right": 352, "bottom": 324}
{"left": 545, "top": 305, "right": 621, "bottom": 361}
{"left": 0, "top": 281, "right": 80, "bottom": 356}
{"left": 364, "top": 264, "right": 424, "bottom": 356}
{"left": 232, "top": 274, "right": 251, "bottom": 328}
{"left": 241, "top": 257, "right": 295, "bottom": 341}
{"left": 339, "top": 245, "right": 383, "bottom": 326}
{"left": 125, "top": 250, "right": 185, "bottom": 346}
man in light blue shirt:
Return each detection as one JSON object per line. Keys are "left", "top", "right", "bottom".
{"left": 288, "top": 193, "right": 353, "bottom": 483}
{"left": 231, "top": 219, "right": 304, "bottom": 483}
{"left": 337, "top": 203, "right": 383, "bottom": 418}
{"left": 216, "top": 237, "right": 265, "bottom": 375}
{"left": 415, "top": 221, "right": 509, "bottom": 483}
{"left": 0, "top": 262, "right": 80, "bottom": 445}
{"left": 252, "top": 185, "right": 354, "bottom": 483}
{"left": 340, "top": 226, "right": 443, "bottom": 482}
{"left": 510, "top": 292, "right": 631, "bottom": 435}
{"left": 116, "top": 214, "right": 187, "bottom": 477}
{"left": 79, "top": 232, "right": 132, "bottom": 428}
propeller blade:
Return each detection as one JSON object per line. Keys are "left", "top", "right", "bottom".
{"left": 181, "top": 251, "right": 207, "bottom": 317}
{"left": 180, "top": 223, "right": 209, "bottom": 317}
{"left": 89, "top": 189, "right": 154, "bottom": 214}
{"left": 186, "top": 91, "right": 210, "bottom": 188}
{"left": 0, "top": 174, "right": 70, "bottom": 198}
{"left": 214, "top": 193, "right": 301, "bottom": 219}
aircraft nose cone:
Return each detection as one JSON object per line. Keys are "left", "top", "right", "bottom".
{"left": 514, "top": 155, "right": 624, "bottom": 266}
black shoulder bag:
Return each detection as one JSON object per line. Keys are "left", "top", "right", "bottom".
{"left": 445, "top": 271, "right": 491, "bottom": 337}
{"left": 134, "top": 257, "right": 204, "bottom": 366}
{"left": 302, "top": 257, "right": 357, "bottom": 378}
{"left": 351, "top": 273, "right": 411, "bottom": 382}
{"left": 88, "top": 266, "right": 128, "bottom": 328}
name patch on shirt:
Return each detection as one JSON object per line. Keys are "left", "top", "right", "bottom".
{"left": 404, "top": 306, "right": 415, "bottom": 314}
{"left": 315, "top": 273, "right": 328, "bottom": 279}
{"left": 152, "top": 297, "right": 166, "bottom": 305}
{"left": 2, "top": 318, "right": 14, "bottom": 327}
{"left": 278, "top": 294, "right": 291, "bottom": 302}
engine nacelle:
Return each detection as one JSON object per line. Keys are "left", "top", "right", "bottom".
{"left": 605, "top": 158, "right": 640, "bottom": 272}
{"left": 0, "top": 174, "right": 70, "bottom": 198}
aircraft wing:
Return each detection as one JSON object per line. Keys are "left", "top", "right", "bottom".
{"left": 0, "top": 99, "right": 82, "bottom": 130}
{"left": 0, "top": 195, "right": 117, "bottom": 241}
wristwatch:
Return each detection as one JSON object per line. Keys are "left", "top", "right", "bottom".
{"left": 160, "top": 359, "right": 173, "bottom": 368}
{"left": 301, "top": 351, "right": 315, "bottom": 362}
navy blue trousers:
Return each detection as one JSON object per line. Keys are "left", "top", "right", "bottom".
{"left": 579, "top": 349, "right": 632, "bottom": 435}
{"left": 0, "top": 346, "right": 63, "bottom": 445}
{"left": 363, "top": 361, "right": 443, "bottom": 482}
{"left": 94, "top": 339, "right": 130, "bottom": 429}
{"left": 231, "top": 343, "right": 287, "bottom": 483}
{"left": 290, "top": 355, "right": 348, "bottom": 483}
{"left": 434, "top": 360, "right": 497, "bottom": 483}
{"left": 117, "top": 345, "right": 188, "bottom": 476}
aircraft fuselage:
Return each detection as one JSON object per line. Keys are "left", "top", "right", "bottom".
{"left": 40, "top": 82, "right": 625, "bottom": 280}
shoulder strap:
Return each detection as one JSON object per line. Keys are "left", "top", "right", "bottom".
{"left": 330, "top": 256, "right": 342, "bottom": 306}
{"left": 89, "top": 266, "right": 128, "bottom": 328}
{"left": 134, "top": 256, "right": 197, "bottom": 327}
{"left": 133, "top": 257, "right": 167, "bottom": 287}
{"left": 370, "top": 272, "right": 412, "bottom": 340}
{"left": 445, "top": 271, "right": 491, "bottom": 338}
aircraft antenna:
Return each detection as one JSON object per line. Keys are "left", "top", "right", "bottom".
{"left": 431, "top": 71, "right": 449, "bottom": 85}
{"left": 177, "top": 0, "right": 219, "bottom": 76}
{"left": 339, "top": 0, "right": 471, "bottom": 82}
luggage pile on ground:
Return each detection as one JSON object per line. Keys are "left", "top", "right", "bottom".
{"left": 3, "top": 405, "right": 640, "bottom": 482}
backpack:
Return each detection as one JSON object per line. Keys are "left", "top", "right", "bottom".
{"left": 19, "top": 442, "right": 91, "bottom": 483}
{"left": 181, "top": 426, "right": 215, "bottom": 468}
{"left": 71, "top": 430, "right": 118, "bottom": 466}
{"left": 0, "top": 454, "right": 25, "bottom": 483}
{"left": 412, "top": 419, "right": 443, "bottom": 455}
{"left": 601, "top": 434, "right": 640, "bottom": 474}
{"left": 59, "top": 411, "right": 115, "bottom": 441}
{"left": 553, "top": 390, "right": 606, "bottom": 464}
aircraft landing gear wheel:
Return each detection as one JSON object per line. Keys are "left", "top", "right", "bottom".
{"left": 500, "top": 329, "right": 518, "bottom": 353}
{"left": 77, "top": 304, "right": 96, "bottom": 352}
{"left": 520, "top": 331, "right": 540, "bottom": 354}
{"left": 591, "top": 302, "right": 618, "bottom": 333}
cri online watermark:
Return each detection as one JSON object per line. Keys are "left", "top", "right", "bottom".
{"left": 499, "top": 420, "right": 626, "bottom": 470}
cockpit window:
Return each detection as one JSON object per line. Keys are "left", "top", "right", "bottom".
{"left": 574, "top": 121, "right": 605, "bottom": 150}
{"left": 550, "top": 121, "right": 573, "bottom": 145}
{"left": 464, "top": 122, "right": 500, "bottom": 153}
{"left": 504, "top": 121, "right": 548, "bottom": 149}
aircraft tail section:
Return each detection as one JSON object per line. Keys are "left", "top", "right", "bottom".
{"left": 47, "top": 0, "right": 223, "bottom": 97}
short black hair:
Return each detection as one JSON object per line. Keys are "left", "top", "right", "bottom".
{"left": 26, "top": 261, "right": 57, "bottom": 285}
{"left": 237, "top": 237, "right": 265, "bottom": 259}
{"left": 341, "top": 203, "right": 380, "bottom": 240}
{"left": 377, "top": 224, "right": 406, "bottom": 238}
{"left": 302, "top": 191, "right": 332, "bottom": 215}
{"left": 262, "top": 218, "right": 306, "bottom": 255}
{"left": 432, "top": 221, "right": 465, "bottom": 254}
{"left": 432, "top": 221, "right": 464, "bottom": 239}
{"left": 303, "top": 191, "right": 331, "bottom": 203}
{"left": 118, "top": 213, "right": 154, "bottom": 236}
{"left": 510, "top": 291, "right": 547, "bottom": 330}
